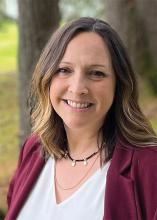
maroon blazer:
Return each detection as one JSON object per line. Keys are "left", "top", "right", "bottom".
{"left": 5, "top": 135, "right": 157, "bottom": 220}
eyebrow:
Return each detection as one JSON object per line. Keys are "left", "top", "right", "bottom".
{"left": 60, "top": 61, "right": 107, "bottom": 68}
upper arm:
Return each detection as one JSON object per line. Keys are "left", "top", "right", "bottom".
{"left": 133, "top": 147, "right": 157, "bottom": 219}
{"left": 7, "top": 139, "right": 27, "bottom": 207}
{"left": 7, "top": 135, "right": 39, "bottom": 207}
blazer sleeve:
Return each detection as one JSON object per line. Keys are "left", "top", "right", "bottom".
{"left": 7, "top": 138, "right": 27, "bottom": 208}
{"left": 133, "top": 147, "right": 157, "bottom": 220}
{"left": 6, "top": 135, "right": 39, "bottom": 208}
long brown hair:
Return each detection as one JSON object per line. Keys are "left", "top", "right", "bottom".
{"left": 29, "top": 17, "right": 157, "bottom": 161}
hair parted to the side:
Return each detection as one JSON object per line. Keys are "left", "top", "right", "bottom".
{"left": 29, "top": 17, "right": 157, "bottom": 162}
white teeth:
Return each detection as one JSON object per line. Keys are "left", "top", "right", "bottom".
{"left": 77, "top": 103, "right": 81, "bottom": 108}
{"left": 67, "top": 100, "right": 90, "bottom": 109}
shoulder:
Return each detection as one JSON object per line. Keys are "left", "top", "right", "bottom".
{"left": 116, "top": 136, "right": 157, "bottom": 159}
{"left": 117, "top": 139, "right": 157, "bottom": 174}
{"left": 133, "top": 145, "right": 157, "bottom": 161}
{"left": 22, "top": 134, "right": 41, "bottom": 155}
{"left": 18, "top": 134, "right": 43, "bottom": 164}
{"left": 132, "top": 146, "right": 157, "bottom": 176}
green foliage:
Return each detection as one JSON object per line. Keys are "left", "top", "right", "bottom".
{"left": 151, "top": 119, "right": 157, "bottom": 133}
{"left": 0, "top": 20, "right": 17, "bottom": 72}
{"left": 139, "top": 44, "right": 157, "bottom": 95}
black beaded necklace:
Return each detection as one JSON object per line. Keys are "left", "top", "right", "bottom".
{"left": 64, "top": 149, "right": 100, "bottom": 167}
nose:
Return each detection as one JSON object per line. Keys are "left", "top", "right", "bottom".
{"left": 68, "top": 72, "right": 88, "bottom": 95}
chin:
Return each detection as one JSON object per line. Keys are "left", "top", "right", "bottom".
{"left": 63, "top": 120, "right": 90, "bottom": 130}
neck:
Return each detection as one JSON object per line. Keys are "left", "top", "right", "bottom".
{"left": 64, "top": 126, "right": 102, "bottom": 158}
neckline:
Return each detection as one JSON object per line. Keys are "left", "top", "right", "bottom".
{"left": 50, "top": 157, "right": 110, "bottom": 206}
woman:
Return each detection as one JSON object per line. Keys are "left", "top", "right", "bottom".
{"left": 5, "top": 17, "right": 157, "bottom": 220}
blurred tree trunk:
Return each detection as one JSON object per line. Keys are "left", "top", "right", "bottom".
{"left": 105, "top": 0, "right": 157, "bottom": 94}
{"left": 0, "top": 0, "right": 6, "bottom": 21}
{"left": 18, "top": 0, "right": 60, "bottom": 144}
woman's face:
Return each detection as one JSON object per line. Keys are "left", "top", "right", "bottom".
{"left": 50, "top": 32, "right": 116, "bottom": 132}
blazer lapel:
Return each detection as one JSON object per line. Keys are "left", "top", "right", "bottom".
{"left": 104, "top": 145, "right": 139, "bottom": 220}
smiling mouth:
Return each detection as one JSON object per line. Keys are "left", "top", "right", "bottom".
{"left": 63, "top": 99, "right": 93, "bottom": 109}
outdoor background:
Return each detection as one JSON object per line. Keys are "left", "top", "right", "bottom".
{"left": 0, "top": 0, "right": 157, "bottom": 218}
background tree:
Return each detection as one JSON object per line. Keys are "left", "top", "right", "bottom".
{"left": 0, "top": 0, "right": 4, "bottom": 15}
{"left": 105, "top": 0, "right": 157, "bottom": 94}
{"left": 0, "top": 0, "right": 6, "bottom": 23}
{"left": 18, "top": 0, "right": 60, "bottom": 143}
{"left": 59, "top": 0, "right": 105, "bottom": 22}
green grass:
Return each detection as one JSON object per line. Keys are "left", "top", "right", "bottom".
{"left": 0, "top": 20, "right": 18, "bottom": 214}
{"left": 0, "top": 73, "right": 19, "bottom": 212}
{"left": 0, "top": 73, "right": 19, "bottom": 170}
{"left": 0, "top": 21, "right": 18, "bottom": 73}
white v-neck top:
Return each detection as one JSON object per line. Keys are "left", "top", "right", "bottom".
{"left": 17, "top": 157, "right": 110, "bottom": 220}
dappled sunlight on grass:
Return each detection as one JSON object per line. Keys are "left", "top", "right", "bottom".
{"left": 0, "top": 21, "right": 18, "bottom": 73}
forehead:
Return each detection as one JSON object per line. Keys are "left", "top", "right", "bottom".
{"left": 61, "top": 32, "right": 112, "bottom": 65}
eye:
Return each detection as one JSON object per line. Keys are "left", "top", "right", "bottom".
{"left": 56, "top": 67, "right": 71, "bottom": 75}
{"left": 89, "top": 70, "right": 107, "bottom": 79}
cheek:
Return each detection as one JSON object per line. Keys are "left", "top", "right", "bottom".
{"left": 98, "top": 80, "right": 116, "bottom": 109}
{"left": 49, "top": 83, "right": 57, "bottom": 106}
{"left": 99, "top": 81, "right": 115, "bottom": 98}
{"left": 50, "top": 78, "right": 58, "bottom": 92}
{"left": 49, "top": 78, "right": 59, "bottom": 98}
{"left": 49, "top": 79, "right": 66, "bottom": 110}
